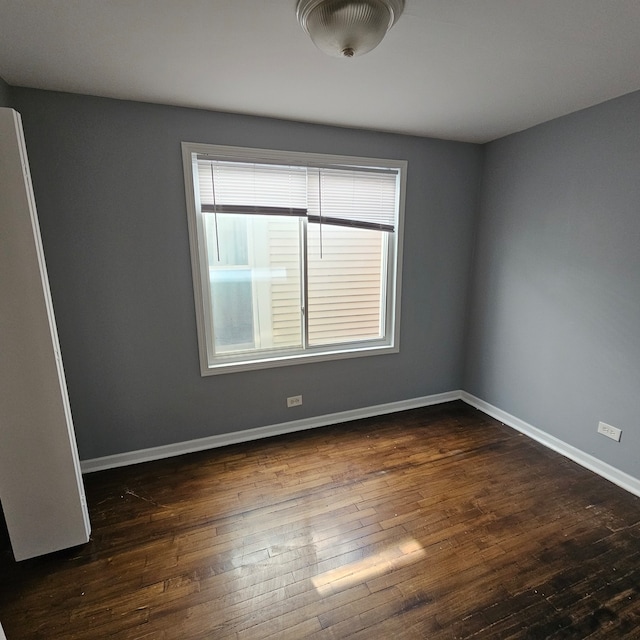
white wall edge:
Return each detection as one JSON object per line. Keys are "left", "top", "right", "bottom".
{"left": 461, "top": 392, "right": 640, "bottom": 499}
{"left": 81, "top": 390, "right": 463, "bottom": 473}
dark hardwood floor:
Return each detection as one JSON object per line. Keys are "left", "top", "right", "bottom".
{"left": 1, "top": 401, "right": 639, "bottom": 639}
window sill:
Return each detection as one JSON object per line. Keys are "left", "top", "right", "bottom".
{"left": 200, "top": 342, "right": 399, "bottom": 376}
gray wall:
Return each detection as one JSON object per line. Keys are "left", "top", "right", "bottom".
{"left": 0, "top": 77, "right": 11, "bottom": 107}
{"left": 12, "top": 88, "right": 482, "bottom": 460}
{"left": 465, "top": 90, "right": 640, "bottom": 479}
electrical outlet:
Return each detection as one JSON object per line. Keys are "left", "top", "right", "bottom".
{"left": 287, "top": 395, "right": 303, "bottom": 408}
{"left": 598, "top": 421, "right": 622, "bottom": 442}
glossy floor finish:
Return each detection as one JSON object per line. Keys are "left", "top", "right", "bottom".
{"left": 1, "top": 401, "right": 640, "bottom": 639}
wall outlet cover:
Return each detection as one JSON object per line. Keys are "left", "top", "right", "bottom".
{"left": 598, "top": 421, "right": 622, "bottom": 442}
{"left": 287, "top": 395, "right": 303, "bottom": 408}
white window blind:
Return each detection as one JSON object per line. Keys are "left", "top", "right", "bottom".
{"left": 197, "top": 160, "right": 308, "bottom": 216}
{"left": 308, "top": 167, "right": 398, "bottom": 232}
{"left": 197, "top": 159, "right": 398, "bottom": 232}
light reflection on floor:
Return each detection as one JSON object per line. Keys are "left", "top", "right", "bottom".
{"left": 311, "top": 537, "right": 426, "bottom": 595}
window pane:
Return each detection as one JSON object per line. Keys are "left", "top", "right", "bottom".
{"left": 307, "top": 223, "right": 386, "bottom": 346}
{"left": 210, "top": 269, "right": 254, "bottom": 352}
{"left": 204, "top": 213, "right": 248, "bottom": 266}
{"left": 205, "top": 213, "right": 302, "bottom": 355}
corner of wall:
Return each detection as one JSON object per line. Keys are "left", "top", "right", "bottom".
{"left": 460, "top": 143, "right": 488, "bottom": 390}
{"left": 0, "top": 77, "right": 13, "bottom": 109}
{"left": 461, "top": 392, "right": 640, "bottom": 499}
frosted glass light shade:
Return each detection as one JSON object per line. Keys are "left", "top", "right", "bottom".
{"left": 297, "top": 0, "right": 404, "bottom": 58}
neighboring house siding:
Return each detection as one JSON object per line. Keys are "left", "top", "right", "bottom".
{"left": 268, "top": 218, "right": 301, "bottom": 347}
{"left": 307, "top": 225, "right": 383, "bottom": 345}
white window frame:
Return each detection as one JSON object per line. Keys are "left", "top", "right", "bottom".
{"left": 181, "top": 142, "right": 407, "bottom": 376}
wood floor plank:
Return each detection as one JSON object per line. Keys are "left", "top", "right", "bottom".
{"left": 1, "top": 401, "right": 640, "bottom": 639}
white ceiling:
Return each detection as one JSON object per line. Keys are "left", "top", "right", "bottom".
{"left": 1, "top": 1, "right": 639, "bottom": 143}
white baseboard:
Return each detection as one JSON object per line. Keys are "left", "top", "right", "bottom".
{"left": 461, "top": 391, "right": 640, "bottom": 499}
{"left": 81, "top": 389, "right": 640, "bottom": 500}
{"left": 81, "top": 390, "right": 463, "bottom": 473}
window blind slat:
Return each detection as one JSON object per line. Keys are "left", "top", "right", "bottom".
{"left": 307, "top": 215, "right": 393, "bottom": 232}
{"left": 202, "top": 204, "right": 307, "bottom": 217}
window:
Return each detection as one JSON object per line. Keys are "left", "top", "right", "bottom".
{"left": 182, "top": 143, "right": 406, "bottom": 375}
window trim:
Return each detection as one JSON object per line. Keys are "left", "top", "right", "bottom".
{"left": 181, "top": 142, "right": 407, "bottom": 376}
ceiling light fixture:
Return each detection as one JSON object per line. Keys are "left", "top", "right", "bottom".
{"left": 297, "top": 0, "right": 405, "bottom": 58}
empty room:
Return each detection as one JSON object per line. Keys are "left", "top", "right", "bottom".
{"left": 0, "top": 1, "right": 639, "bottom": 638}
